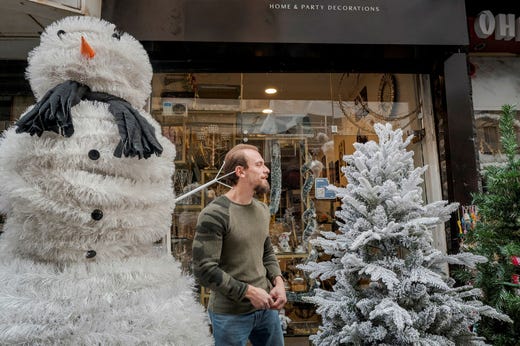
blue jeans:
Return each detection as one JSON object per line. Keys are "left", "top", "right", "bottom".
{"left": 209, "top": 309, "right": 284, "bottom": 346}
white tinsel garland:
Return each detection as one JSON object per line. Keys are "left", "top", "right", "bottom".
{"left": 269, "top": 140, "right": 281, "bottom": 215}
{"left": 0, "top": 16, "right": 213, "bottom": 345}
{"left": 0, "top": 255, "right": 211, "bottom": 345}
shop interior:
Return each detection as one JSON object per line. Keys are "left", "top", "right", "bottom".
{"left": 151, "top": 72, "right": 427, "bottom": 337}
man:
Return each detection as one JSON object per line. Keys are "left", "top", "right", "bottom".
{"left": 192, "top": 144, "right": 287, "bottom": 346}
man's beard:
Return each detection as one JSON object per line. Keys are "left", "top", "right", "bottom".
{"left": 254, "top": 181, "right": 270, "bottom": 195}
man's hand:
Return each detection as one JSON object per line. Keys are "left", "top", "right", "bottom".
{"left": 269, "top": 276, "right": 287, "bottom": 310}
{"left": 245, "top": 284, "right": 275, "bottom": 310}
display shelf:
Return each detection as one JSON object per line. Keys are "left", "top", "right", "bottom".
{"left": 286, "top": 291, "right": 315, "bottom": 303}
{"left": 276, "top": 253, "right": 309, "bottom": 259}
{"left": 287, "top": 321, "right": 320, "bottom": 336}
{"left": 174, "top": 204, "right": 201, "bottom": 210}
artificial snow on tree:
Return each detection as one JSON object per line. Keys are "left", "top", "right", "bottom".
{"left": 299, "top": 123, "right": 511, "bottom": 345}
{"left": 458, "top": 104, "right": 520, "bottom": 346}
{"left": 0, "top": 16, "right": 212, "bottom": 345}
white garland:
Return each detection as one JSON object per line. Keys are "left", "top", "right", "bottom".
{"left": 269, "top": 140, "right": 281, "bottom": 215}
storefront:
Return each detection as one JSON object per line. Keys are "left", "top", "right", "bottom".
{"left": 466, "top": 2, "right": 520, "bottom": 167}
{"left": 100, "top": 0, "right": 476, "bottom": 337}
{"left": 461, "top": 2, "right": 520, "bottom": 256}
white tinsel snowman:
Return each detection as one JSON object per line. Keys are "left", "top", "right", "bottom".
{"left": 0, "top": 16, "right": 212, "bottom": 345}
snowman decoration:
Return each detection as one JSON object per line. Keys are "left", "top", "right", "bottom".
{"left": 0, "top": 16, "right": 212, "bottom": 345}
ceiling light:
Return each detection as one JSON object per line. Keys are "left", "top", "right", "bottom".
{"left": 265, "top": 88, "right": 277, "bottom": 94}
{"left": 262, "top": 108, "right": 273, "bottom": 114}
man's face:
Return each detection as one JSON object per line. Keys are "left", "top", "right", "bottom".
{"left": 243, "top": 149, "right": 270, "bottom": 194}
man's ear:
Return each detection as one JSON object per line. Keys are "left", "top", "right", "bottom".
{"left": 235, "top": 166, "right": 245, "bottom": 177}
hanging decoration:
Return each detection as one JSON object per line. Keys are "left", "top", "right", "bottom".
{"left": 300, "top": 155, "right": 323, "bottom": 248}
{"left": 377, "top": 73, "right": 396, "bottom": 116}
{"left": 269, "top": 140, "right": 281, "bottom": 215}
{"left": 195, "top": 124, "right": 230, "bottom": 169}
{"left": 457, "top": 205, "right": 479, "bottom": 237}
{"left": 337, "top": 73, "right": 422, "bottom": 135}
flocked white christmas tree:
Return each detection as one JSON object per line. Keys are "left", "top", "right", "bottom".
{"left": 299, "top": 123, "right": 511, "bottom": 345}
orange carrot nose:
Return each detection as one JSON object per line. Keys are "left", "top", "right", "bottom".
{"left": 80, "top": 36, "right": 95, "bottom": 59}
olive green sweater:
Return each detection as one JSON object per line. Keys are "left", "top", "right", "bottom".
{"left": 192, "top": 196, "right": 282, "bottom": 314}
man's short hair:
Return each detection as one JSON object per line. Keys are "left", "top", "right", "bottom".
{"left": 222, "top": 144, "right": 259, "bottom": 186}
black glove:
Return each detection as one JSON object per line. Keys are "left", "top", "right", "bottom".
{"left": 16, "top": 80, "right": 89, "bottom": 137}
{"left": 108, "top": 99, "right": 163, "bottom": 159}
{"left": 87, "top": 91, "right": 163, "bottom": 159}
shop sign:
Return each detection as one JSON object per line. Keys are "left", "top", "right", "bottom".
{"left": 103, "top": 0, "right": 468, "bottom": 46}
{"left": 315, "top": 178, "right": 336, "bottom": 199}
{"left": 474, "top": 10, "right": 520, "bottom": 41}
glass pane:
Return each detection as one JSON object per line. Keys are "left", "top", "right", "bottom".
{"left": 151, "top": 72, "right": 425, "bottom": 268}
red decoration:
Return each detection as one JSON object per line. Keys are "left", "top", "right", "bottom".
{"left": 512, "top": 274, "right": 519, "bottom": 285}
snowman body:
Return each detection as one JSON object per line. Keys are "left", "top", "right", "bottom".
{"left": 0, "top": 16, "right": 212, "bottom": 345}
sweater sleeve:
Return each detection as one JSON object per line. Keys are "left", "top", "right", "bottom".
{"left": 192, "top": 205, "right": 248, "bottom": 302}
{"left": 263, "top": 236, "right": 282, "bottom": 284}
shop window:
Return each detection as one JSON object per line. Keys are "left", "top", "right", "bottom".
{"left": 152, "top": 72, "right": 429, "bottom": 337}
{"left": 475, "top": 113, "right": 520, "bottom": 158}
{"left": 480, "top": 125, "right": 500, "bottom": 154}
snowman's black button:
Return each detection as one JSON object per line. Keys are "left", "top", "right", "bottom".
{"left": 91, "top": 209, "right": 103, "bottom": 220}
{"left": 86, "top": 250, "right": 97, "bottom": 259}
{"left": 88, "top": 149, "right": 100, "bottom": 160}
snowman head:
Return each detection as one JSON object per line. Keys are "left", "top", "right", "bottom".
{"left": 26, "top": 16, "right": 152, "bottom": 109}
